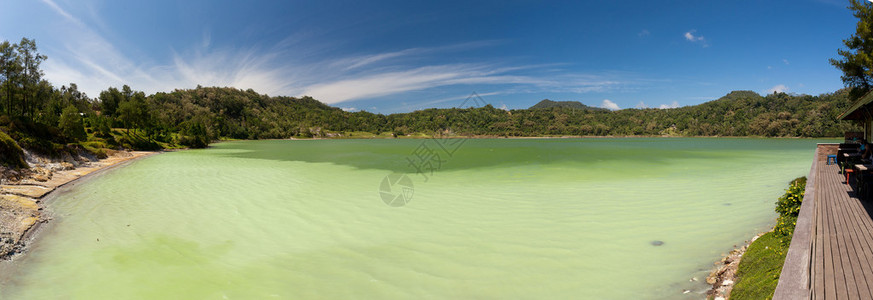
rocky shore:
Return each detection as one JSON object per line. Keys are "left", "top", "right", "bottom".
{"left": 0, "top": 150, "right": 155, "bottom": 259}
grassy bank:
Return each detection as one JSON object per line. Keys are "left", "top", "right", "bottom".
{"left": 730, "top": 232, "right": 789, "bottom": 299}
{"left": 731, "top": 177, "right": 806, "bottom": 299}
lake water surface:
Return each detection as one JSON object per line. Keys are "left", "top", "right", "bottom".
{"left": 0, "top": 138, "right": 833, "bottom": 299}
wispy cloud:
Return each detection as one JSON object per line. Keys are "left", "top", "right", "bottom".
{"left": 635, "top": 101, "right": 648, "bottom": 109}
{"left": 638, "top": 29, "right": 650, "bottom": 37}
{"left": 38, "top": 0, "right": 162, "bottom": 97}
{"left": 302, "top": 65, "right": 472, "bottom": 103}
{"left": 39, "top": 0, "right": 80, "bottom": 25}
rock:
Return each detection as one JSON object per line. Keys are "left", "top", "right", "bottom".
{"left": 30, "top": 167, "right": 52, "bottom": 182}
{"left": 650, "top": 240, "right": 664, "bottom": 246}
{"left": 722, "top": 279, "right": 734, "bottom": 286}
{"left": 715, "top": 297, "right": 725, "bottom": 300}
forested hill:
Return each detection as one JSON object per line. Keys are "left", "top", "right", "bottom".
{"left": 102, "top": 86, "right": 858, "bottom": 143}
{"left": 529, "top": 99, "right": 603, "bottom": 110}
{"left": 393, "top": 89, "right": 856, "bottom": 137}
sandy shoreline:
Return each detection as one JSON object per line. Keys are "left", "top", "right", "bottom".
{"left": 0, "top": 151, "right": 157, "bottom": 260}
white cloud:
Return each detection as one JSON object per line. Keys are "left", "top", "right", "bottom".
{"left": 782, "top": 59, "right": 790, "bottom": 65}
{"left": 341, "top": 107, "right": 357, "bottom": 112}
{"left": 635, "top": 101, "right": 648, "bottom": 109}
{"left": 684, "top": 30, "right": 708, "bottom": 47}
{"left": 767, "top": 84, "right": 789, "bottom": 94}
{"left": 684, "top": 32, "right": 697, "bottom": 41}
{"left": 601, "top": 99, "right": 620, "bottom": 110}
{"left": 659, "top": 101, "right": 680, "bottom": 109}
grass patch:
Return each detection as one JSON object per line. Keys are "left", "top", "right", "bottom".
{"left": 731, "top": 231, "right": 789, "bottom": 300}
{"left": 0, "top": 129, "right": 27, "bottom": 168}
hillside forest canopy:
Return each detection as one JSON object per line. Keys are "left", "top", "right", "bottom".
{"left": 0, "top": 37, "right": 861, "bottom": 167}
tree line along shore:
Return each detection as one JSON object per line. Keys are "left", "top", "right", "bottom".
{"left": 0, "top": 39, "right": 860, "bottom": 170}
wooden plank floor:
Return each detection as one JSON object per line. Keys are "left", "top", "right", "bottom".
{"left": 812, "top": 161, "right": 873, "bottom": 299}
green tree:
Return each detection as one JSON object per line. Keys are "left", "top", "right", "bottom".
{"left": 117, "top": 89, "right": 152, "bottom": 136}
{"left": 58, "top": 104, "right": 86, "bottom": 141}
{"left": 831, "top": 0, "right": 873, "bottom": 96}
{"left": 99, "top": 87, "right": 123, "bottom": 117}
{"left": 0, "top": 40, "right": 21, "bottom": 116}
{"left": 16, "top": 38, "right": 47, "bottom": 117}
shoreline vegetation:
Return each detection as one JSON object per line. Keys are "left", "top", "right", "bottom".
{"left": 707, "top": 177, "right": 806, "bottom": 299}
{"left": 0, "top": 150, "right": 154, "bottom": 259}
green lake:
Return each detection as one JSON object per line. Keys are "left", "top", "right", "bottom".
{"left": 0, "top": 138, "right": 833, "bottom": 299}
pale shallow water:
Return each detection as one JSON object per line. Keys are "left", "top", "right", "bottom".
{"left": 0, "top": 138, "right": 832, "bottom": 299}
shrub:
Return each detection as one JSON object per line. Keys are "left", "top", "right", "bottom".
{"left": 774, "top": 177, "right": 806, "bottom": 245}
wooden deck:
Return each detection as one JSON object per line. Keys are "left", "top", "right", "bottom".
{"left": 775, "top": 144, "right": 873, "bottom": 299}
{"left": 810, "top": 161, "right": 873, "bottom": 299}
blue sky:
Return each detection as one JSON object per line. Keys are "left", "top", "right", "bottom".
{"left": 0, "top": 0, "right": 859, "bottom": 113}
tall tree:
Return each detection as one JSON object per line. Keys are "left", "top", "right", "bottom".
{"left": 16, "top": 38, "right": 47, "bottom": 117}
{"left": 0, "top": 40, "right": 20, "bottom": 116}
{"left": 99, "top": 87, "right": 123, "bottom": 116}
{"left": 831, "top": 0, "right": 873, "bottom": 97}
